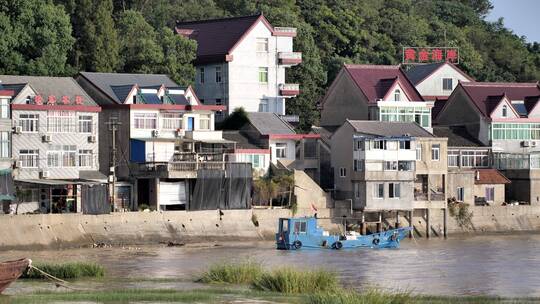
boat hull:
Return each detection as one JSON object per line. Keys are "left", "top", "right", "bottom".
{"left": 0, "top": 258, "right": 30, "bottom": 294}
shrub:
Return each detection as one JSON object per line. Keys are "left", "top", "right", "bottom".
{"left": 198, "top": 261, "right": 264, "bottom": 285}
{"left": 252, "top": 268, "right": 339, "bottom": 294}
{"left": 308, "top": 289, "right": 412, "bottom": 304}
{"left": 22, "top": 262, "right": 105, "bottom": 279}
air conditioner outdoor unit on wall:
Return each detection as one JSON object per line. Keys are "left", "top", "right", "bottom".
{"left": 88, "top": 135, "right": 96, "bottom": 143}
{"left": 175, "top": 129, "right": 185, "bottom": 138}
{"left": 13, "top": 126, "right": 22, "bottom": 134}
{"left": 152, "top": 130, "right": 160, "bottom": 137}
{"left": 41, "top": 170, "right": 50, "bottom": 178}
{"left": 14, "top": 160, "right": 22, "bottom": 168}
{"left": 42, "top": 135, "right": 52, "bottom": 143}
{"left": 521, "top": 141, "right": 530, "bottom": 147}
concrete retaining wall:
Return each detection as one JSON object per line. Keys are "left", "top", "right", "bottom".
{"left": 0, "top": 209, "right": 291, "bottom": 250}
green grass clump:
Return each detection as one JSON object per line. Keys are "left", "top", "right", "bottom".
{"left": 22, "top": 262, "right": 105, "bottom": 280}
{"left": 309, "top": 289, "right": 412, "bottom": 304}
{"left": 252, "top": 268, "right": 339, "bottom": 294}
{"left": 198, "top": 261, "right": 264, "bottom": 284}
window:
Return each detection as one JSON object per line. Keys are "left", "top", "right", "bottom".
{"left": 485, "top": 187, "right": 495, "bottom": 202}
{"left": 394, "top": 89, "right": 401, "bottom": 101}
{"left": 0, "top": 132, "right": 9, "bottom": 158}
{"left": 259, "top": 99, "right": 269, "bottom": 112}
{"left": 215, "top": 98, "right": 222, "bottom": 106}
{"left": 215, "top": 66, "right": 222, "bottom": 83}
{"left": 416, "top": 144, "right": 422, "bottom": 160}
{"left": 374, "top": 183, "right": 384, "bottom": 199}
{"left": 78, "top": 115, "right": 93, "bottom": 133}
{"left": 256, "top": 38, "right": 269, "bottom": 52}
{"left": 48, "top": 111, "right": 74, "bottom": 133}
{"left": 79, "top": 149, "right": 93, "bottom": 167}
{"left": 399, "top": 140, "right": 411, "bottom": 150}
{"left": 199, "top": 114, "right": 211, "bottom": 130}
{"left": 448, "top": 150, "right": 460, "bottom": 167}
{"left": 398, "top": 161, "right": 414, "bottom": 171}
{"left": 339, "top": 167, "right": 347, "bottom": 177}
{"left": 354, "top": 159, "right": 364, "bottom": 171}
{"left": 161, "top": 113, "right": 182, "bottom": 130}
{"left": 461, "top": 150, "right": 489, "bottom": 167}
{"left": 199, "top": 67, "right": 205, "bottom": 84}
{"left": 384, "top": 161, "right": 398, "bottom": 171}
{"left": 380, "top": 106, "right": 431, "bottom": 128}
{"left": 19, "top": 114, "right": 39, "bottom": 132}
{"left": 502, "top": 105, "right": 507, "bottom": 118}
{"left": 258, "top": 67, "right": 268, "bottom": 83}
{"left": 388, "top": 183, "right": 400, "bottom": 198}
{"left": 373, "top": 140, "right": 385, "bottom": 150}
{"left": 62, "top": 145, "right": 77, "bottom": 167}
{"left": 354, "top": 140, "right": 363, "bottom": 151}
{"left": 134, "top": 113, "right": 157, "bottom": 129}
{"left": 457, "top": 187, "right": 465, "bottom": 202}
{"left": 47, "top": 147, "right": 61, "bottom": 168}
{"left": 20, "top": 149, "right": 38, "bottom": 168}
{"left": 251, "top": 154, "right": 263, "bottom": 168}
{"left": 442, "top": 78, "right": 453, "bottom": 91}
{"left": 431, "top": 144, "right": 440, "bottom": 161}
{"left": 294, "top": 221, "right": 307, "bottom": 233}
{"left": 275, "top": 143, "right": 287, "bottom": 158}
{"left": 354, "top": 183, "right": 360, "bottom": 198}
{"left": 0, "top": 98, "right": 9, "bottom": 119}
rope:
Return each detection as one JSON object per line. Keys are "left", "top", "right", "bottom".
{"left": 28, "top": 265, "right": 90, "bottom": 291}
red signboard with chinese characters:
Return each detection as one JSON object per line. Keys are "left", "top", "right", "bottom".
{"left": 402, "top": 47, "right": 459, "bottom": 64}
{"left": 30, "top": 95, "right": 83, "bottom": 105}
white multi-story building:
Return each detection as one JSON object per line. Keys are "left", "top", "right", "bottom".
{"left": 175, "top": 13, "right": 301, "bottom": 121}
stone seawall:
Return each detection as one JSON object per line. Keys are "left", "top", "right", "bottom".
{"left": 0, "top": 209, "right": 291, "bottom": 250}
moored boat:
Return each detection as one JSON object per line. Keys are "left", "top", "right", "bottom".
{"left": 0, "top": 258, "right": 31, "bottom": 294}
{"left": 276, "top": 217, "right": 412, "bottom": 250}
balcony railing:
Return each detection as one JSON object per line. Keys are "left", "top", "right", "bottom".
{"left": 278, "top": 52, "right": 302, "bottom": 65}
{"left": 273, "top": 27, "right": 297, "bottom": 36}
{"left": 279, "top": 84, "right": 300, "bottom": 97}
{"left": 280, "top": 114, "right": 299, "bottom": 123}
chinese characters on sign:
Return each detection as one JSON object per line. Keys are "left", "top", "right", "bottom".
{"left": 31, "top": 95, "right": 83, "bottom": 105}
{"left": 402, "top": 47, "right": 459, "bottom": 64}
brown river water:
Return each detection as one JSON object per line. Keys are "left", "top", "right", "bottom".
{"left": 2, "top": 233, "right": 540, "bottom": 297}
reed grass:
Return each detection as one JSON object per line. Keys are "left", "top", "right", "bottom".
{"left": 197, "top": 261, "right": 264, "bottom": 284}
{"left": 21, "top": 262, "right": 105, "bottom": 280}
{"left": 252, "top": 268, "right": 339, "bottom": 294}
{"left": 308, "top": 289, "right": 412, "bottom": 304}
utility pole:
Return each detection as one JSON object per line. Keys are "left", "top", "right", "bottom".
{"left": 105, "top": 118, "right": 121, "bottom": 211}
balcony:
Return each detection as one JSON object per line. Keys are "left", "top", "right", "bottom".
{"left": 280, "top": 114, "right": 299, "bottom": 123}
{"left": 278, "top": 52, "right": 302, "bottom": 65}
{"left": 273, "top": 27, "right": 297, "bottom": 37}
{"left": 279, "top": 84, "right": 300, "bottom": 97}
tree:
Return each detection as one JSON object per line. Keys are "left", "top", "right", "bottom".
{"left": 92, "top": 0, "right": 120, "bottom": 72}
{"left": 155, "top": 27, "right": 197, "bottom": 85}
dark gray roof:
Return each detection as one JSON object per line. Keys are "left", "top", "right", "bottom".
{"left": 111, "top": 85, "right": 134, "bottom": 103}
{"left": 222, "top": 131, "right": 263, "bottom": 149}
{"left": 311, "top": 126, "right": 337, "bottom": 146}
{"left": 432, "top": 126, "right": 485, "bottom": 147}
{"left": 78, "top": 72, "right": 178, "bottom": 104}
{"left": 347, "top": 120, "right": 434, "bottom": 138}
{"left": 0, "top": 75, "right": 97, "bottom": 106}
{"left": 405, "top": 63, "right": 445, "bottom": 85}
{"left": 246, "top": 112, "right": 295, "bottom": 135}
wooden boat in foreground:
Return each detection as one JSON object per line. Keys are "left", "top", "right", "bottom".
{"left": 0, "top": 258, "right": 31, "bottom": 294}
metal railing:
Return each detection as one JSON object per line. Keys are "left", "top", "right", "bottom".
{"left": 279, "top": 83, "right": 300, "bottom": 91}
{"left": 278, "top": 52, "right": 302, "bottom": 60}
{"left": 274, "top": 27, "right": 297, "bottom": 34}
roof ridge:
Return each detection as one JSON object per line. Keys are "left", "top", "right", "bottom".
{"left": 462, "top": 82, "right": 538, "bottom": 87}
{"left": 344, "top": 64, "right": 400, "bottom": 70}
{"left": 175, "top": 14, "right": 262, "bottom": 26}
{"left": 80, "top": 71, "right": 170, "bottom": 77}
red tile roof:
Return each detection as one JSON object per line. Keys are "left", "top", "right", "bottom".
{"left": 460, "top": 82, "right": 540, "bottom": 117}
{"left": 343, "top": 64, "right": 424, "bottom": 103}
{"left": 474, "top": 169, "right": 511, "bottom": 185}
{"left": 175, "top": 14, "right": 272, "bottom": 64}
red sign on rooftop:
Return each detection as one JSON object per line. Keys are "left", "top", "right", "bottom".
{"left": 31, "top": 95, "right": 83, "bottom": 105}
{"left": 402, "top": 47, "right": 459, "bottom": 64}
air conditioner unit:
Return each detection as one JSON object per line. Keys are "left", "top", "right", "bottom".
{"left": 521, "top": 141, "right": 530, "bottom": 147}
{"left": 14, "top": 161, "right": 22, "bottom": 168}
{"left": 531, "top": 141, "right": 537, "bottom": 147}
{"left": 13, "top": 126, "right": 22, "bottom": 134}
{"left": 175, "top": 129, "right": 185, "bottom": 138}
{"left": 42, "top": 135, "right": 52, "bottom": 143}
{"left": 88, "top": 135, "right": 96, "bottom": 143}
{"left": 40, "top": 170, "right": 51, "bottom": 178}
{"left": 151, "top": 130, "right": 160, "bottom": 137}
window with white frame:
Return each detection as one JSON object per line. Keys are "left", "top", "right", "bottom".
{"left": 62, "top": 145, "right": 77, "bottom": 167}
{"left": 416, "top": 144, "right": 422, "bottom": 160}
{"left": 431, "top": 144, "right": 440, "bottom": 161}
{"left": 457, "top": 187, "right": 465, "bottom": 201}
{"left": 259, "top": 99, "right": 269, "bottom": 112}
{"left": 502, "top": 105, "right": 507, "bottom": 118}
{"left": 394, "top": 89, "right": 401, "bottom": 101}
{"left": 161, "top": 113, "right": 182, "bottom": 130}
{"left": 47, "top": 147, "right": 61, "bottom": 168}
{"left": 339, "top": 167, "right": 347, "bottom": 177}
{"left": 199, "top": 67, "right": 205, "bottom": 84}
{"left": 461, "top": 150, "right": 489, "bottom": 167}
{"left": 354, "top": 183, "right": 360, "bottom": 198}
{"left": 48, "top": 111, "right": 74, "bottom": 133}
{"left": 448, "top": 150, "right": 460, "bottom": 167}
{"left": 384, "top": 161, "right": 398, "bottom": 171}
{"left": 374, "top": 183, "right": 384, "bottom": 199}
{"left": 19, "top": 114, "right": 39, "bottom": 132}
{"left": 485, "top": 187, "right": 495, "bottom": 202}
{"left": 0, "top": 98, "right": 9, "bottom": 119}
{"left": 442, "top": 78, "right": 453, "bottom": 91}
{"left": 134, "top": 113, "right": 157, "bottom": 129}
{"left": 0, "top": 132, "right": 9, "bottom": 158}
{"left": 79, "top": 149, "right": 93, "bottom": 167}
{"left": 199, "top": 114, "right": 211, "bottom": 130}
{"left": 275, "top": 143, "right": 287, "bottom": 158}
{"left": 258, "top": 67, "right": 268, "bottom": 83}
{"left": 215, "top": 66, "right": 222, "bottom": 83}
{"left": 373, "top": 140, "right": 385, "bottom": 150}
{"left": 256, "top": 38, "right": 269, "bottom": 52}
{"left": 20, "top": 149, "right": 38, "bottom": 168}
{"left": 78, "top": 115, "right": 93, "bottom": 133}
{"left": 354, "top": 159, "right": 364, "bottom": 171}
{"left": 388, "top": 183, "right": 400, "bottom": 198}
{"left": 399, "top": 140, "right": 411, "bottom": 149}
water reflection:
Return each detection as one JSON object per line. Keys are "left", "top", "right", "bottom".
{"left": 3, "top": 234, "right": 540, "bottom": 297}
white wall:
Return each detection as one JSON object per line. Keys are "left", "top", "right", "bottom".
{"left": 415, "top": 64, "right": 472, "bottom": 98}
{"left": 269, "top": 139, "right": 296, "bottom": 164}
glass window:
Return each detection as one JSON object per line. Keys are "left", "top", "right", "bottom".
{"left": 394, "top": 89, "right": 401, "bottom": 101}
{"left": 339, "top": 167, "right": 347, "bottom": 177}
{"left": 0, "top": 98, "right": 9, "bottom": 119}
{"left": 373, "top": 140, "right": 385, "bottom": 150}
{"left": 399, "top": 140, "right": 411, "bottom": 149}
{"left": 20, "top": 149, "right": 38, "bottom": 168}
{"left": 19, "top": 114, "right": 39, "bottom": 132}
{"left": 416, "top": 144, "right": 422, "bottom": 160}
{"left": 485, "top": 187, "right": 495, "bottom": 202}
{"left": 161, "top": 113, "right": 182, "bottom": 130}
{"left": 215, "top": 66, "right": 222, "bottom": 83}
{"left": 389, "top": 183, "right": 400, "bottom": 198}
{"left": 134, "top": 113, "right": 157, "bottom": 129}
{"left": 199, "top": 114, "right": 211, "bottom": 130}
{"left": 294, "top": 221, "right": 307, "bottom": 233}
{"left": 48, "top": 111, "right": 74, "bottom": 133}
{"left": 259, "top": 99, "right": 269, "bottom": 112}
{"left": 502, "top": 105, "right": 507, "bottom": 118}
{"left": 354, "top": 159, "right": 364, "bottom": 171}
{"left": 431, "top": 144, "right": 440, "bottom": 161}
{"left": 199, "top": 67, "right": 205, "bottom": 84}
{"left": 374, "top": 183, "right": 384, "bottom": 199}
{"left": 78, "top": 115, "right": 93, "bottom": 133}
{"left": 442, "top": 78, "right": 453, "bottom": 91}
{"left": 0, "top": 132, "right": 9, "bottom": 158}
{"left": 384, "top": 161, "right": 398, "bottom": 171}
{"left": 47, "top": 146, "right": 61, "bottom": 168}
{"left": 457, "top": 187, "right": 465, "bottom": 201}
{"left": 256, "top": 38, "right": 269, "bottom": 52}
{"left": 62, "top": 145, "right": 77, "bottom": 167}
{"left": 79, "top": 149, "right": 93, "bottom": 167}
{"left": 448, "top": 150, "right": 460, "bottom": 167}
{"left": 276, "top": 143, "right": 287, "bottom": 158}
{"left": 258, "top": 67, "right": 268, "bottom": 83}
{"left": 354, "top": 183, "right": 360, "bottom": 198}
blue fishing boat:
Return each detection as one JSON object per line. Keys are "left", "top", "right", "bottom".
{"left": 276, "top": 217, "right": 412, "bottom": 250}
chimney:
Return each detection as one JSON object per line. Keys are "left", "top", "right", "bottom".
{"left": 475, "top": 170, "right": 480, "bottom": 181}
